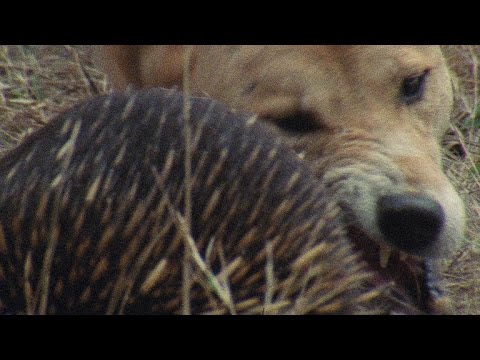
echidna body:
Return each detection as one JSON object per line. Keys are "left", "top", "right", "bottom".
{"left": 0, "top": 88, "right": 370, "bottom": 315}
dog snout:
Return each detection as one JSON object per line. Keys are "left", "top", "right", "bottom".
{"left": 377, "top": 193, "right": 445, "bottom": 254}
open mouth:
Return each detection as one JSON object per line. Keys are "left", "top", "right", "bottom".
{"left": 347, "top": 226, "right": 449, "bottom": 314}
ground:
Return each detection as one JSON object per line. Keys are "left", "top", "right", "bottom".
{"left": 0, "top": 45, "right": 479, "bottom": 314}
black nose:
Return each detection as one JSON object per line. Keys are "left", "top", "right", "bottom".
{"left": 377, "top": 194, "right": 445, "bottom": 253}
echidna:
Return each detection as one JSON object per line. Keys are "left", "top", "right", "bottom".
{"left": 0, "top": 87, "right": 379, "bottom": 315}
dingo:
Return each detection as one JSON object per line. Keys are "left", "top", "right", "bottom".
{"left": 98, "top": 45, "right": 465, "bottom": 311}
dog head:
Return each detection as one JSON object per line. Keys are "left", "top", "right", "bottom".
{"left": 189, "top": 45, "right": 464, "bottom": 260}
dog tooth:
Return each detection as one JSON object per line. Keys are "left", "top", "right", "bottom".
{"left": 379, "top": 244, "right": 392, "bottom": 268}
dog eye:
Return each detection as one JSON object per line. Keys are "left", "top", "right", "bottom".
{"left": 273, "top": 112, "right": 321, "bottom": 133}
{"left": 401, "top": 70, "right": 429, "bottom": 105}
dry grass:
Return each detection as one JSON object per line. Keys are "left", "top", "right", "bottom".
{"left": 440, "top": 46, "right": 480, "bottom": 314}
{"left": 0, "top": 45, "right": 479, "bottom": 314}
{"left": 0, "top": 45, "right": 107, "bottom": 151}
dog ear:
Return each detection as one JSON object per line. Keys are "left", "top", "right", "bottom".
{"left": 97, "top": 46, "right": 197, "bottom": 90}
{"left": 96, "top": 45, "right": 144, "bottom": 90}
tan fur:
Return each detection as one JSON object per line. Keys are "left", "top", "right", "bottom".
{"left": 97, "top": 45, "right": 465, "bottom": 258}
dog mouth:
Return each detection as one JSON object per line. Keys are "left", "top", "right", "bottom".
{"left": 347, "top": 225, "right": 449, "bottom": 314}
